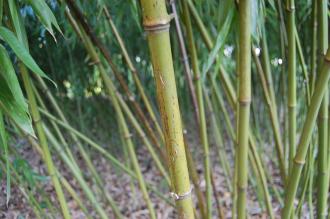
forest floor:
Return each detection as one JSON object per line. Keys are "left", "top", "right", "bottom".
{"left": 0, "top": 124, "right": 309, "bottom": 219}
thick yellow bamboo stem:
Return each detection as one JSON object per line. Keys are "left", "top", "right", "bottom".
{"left": 139, "top": 0, "right": 195, "bottom": 217}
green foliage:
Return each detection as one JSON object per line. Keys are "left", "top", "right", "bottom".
{"left": 0, "top": 110, "right": 10, "bottom": 206}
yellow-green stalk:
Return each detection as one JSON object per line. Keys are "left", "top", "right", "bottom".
{"left": 139, "top": 0, "right": 195, "bottom": 217}
{"left": 103, "top": 7, "right": 164, "bottom": 141}
{"left": 181, "top": 0, "right": 212, "bottom": 217}
{"left": 236, "top": 0, "right": 251, "bottom": 218}
{"left": 20, "top": 65, "right": 71, "bottom": 219}
{"left": 80, "top": 27, "right": 157, "bottom": 219}
{"left": 316, "top": 0, "right": 329, "bottom": 217}
{"left": 282, "top": 48, "right": 330, "bottom": 218}
{"left": 286, "top": 0, "right": 296, "bottom": 174}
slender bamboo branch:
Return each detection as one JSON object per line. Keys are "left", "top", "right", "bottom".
{"left": 286, "top": 0, "right": 296, "bottom": 174}
{"left": 181, "top": 0, "right": 212, "bottom": 217}
{"left": 64, "top": 0, "right": 164, "bottom": 157}
{"left": 102, "top": 7, "right": 164, "bottom": 141}
{"left": 169, "top": 0, "right": 199, "bottom": 124}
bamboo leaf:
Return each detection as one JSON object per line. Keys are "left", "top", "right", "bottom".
{"left": 0, "top": 110, "right": 10, "bottom": 207}
{"left": 0, "top": 44, "right": 34, "bottom": 137}
{"left": 8, "top": 0, "right": 28, "bottom": 49}
{"left": 0, "top": 27, "right": 55, "bottom": 86}
{"left": 0, "top": 0, "right": 3, "bottom": 25}
{"left": 0, "top": 73, "right": 34, "bottom": 137}
{"left": 25, "top": 0, "right": 62, "bottom": 40}
{"left": 0, "top": 45, "right": 27, "bottom": 112}
{"left": 251, "top": 0, "right": 262, "bottom": 42}
{"left": 201, "top": 4, "right": 234, "bottom": 79}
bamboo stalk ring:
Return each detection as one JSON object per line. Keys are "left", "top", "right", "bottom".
{"left": 170, "top": 186, "right": 193, "bottom": 201}
{"left": 124, "top": 133, "right": 133, "bottom": 139}
{"left": 143, "top": 15, "right": 173, "bottom": 33}
{"left": 285, "top": 5, "right": 295, "bottom": 12}
{"left": 33, "top": 117, "right": 42, "bottom": 124}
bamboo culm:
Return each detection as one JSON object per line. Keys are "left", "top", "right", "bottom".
{"left": 236, "top": 0, "right": 251, "bottom": 218}
{"left": 139, "top": 0, "right": 195, "bottom": 217}
{"left": 282, "top": 48, "right": 330, "bottom": 218}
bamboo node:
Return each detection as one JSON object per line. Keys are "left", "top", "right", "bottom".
{"left": 42, "top": 87, "right": 50, "bottom": 94}
{"left": 88, "top": 60, "right": 101, "bottom": 66}
{"left": 128, "top": 95, "right": 136, "bottom": 102}
{"left": 124, "top": 133, "right": 133, "bottom": 139}
{"left": 237, "top": 185, "right": 247, "bottom": 192}
{"left": 293, "top": 158, "right": 305, "bottom": 165}
{"left": 143, "top": 15, "right": 173, "bottom": 33}
{"left": 194, "top": 75, "right": 200, "bottom": 81}
{"left": 33, "top": 117, "right": 42, "bottom": 124}
{"left": 285, "top": 5, "right": 295, "bottom": 12}
{"left": 324, "top": 55, "right": 330, "bottom": 63}
{"left": 239, "top": 99, "right": 251, "bottom": 106}
{"left": 170, "top": 186, "right": 193, "bottom": 201}
{"left": 288, "top": 103, "right": 297, "bottom": 108}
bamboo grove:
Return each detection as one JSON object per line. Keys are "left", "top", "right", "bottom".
{"left": 1, "top": 0, "right": 330, "bottom": 218}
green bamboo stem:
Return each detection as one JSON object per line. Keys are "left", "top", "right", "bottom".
{"left": 170, "top": 0, "right": 200, "bottom": 125}
{"left": 33, "top": 85, "right": 110, "bottom": 207}
{"left": 65, "top": 10, "right": 165, "bottom": 216}
{"left": 32, "top": 84, "right": 80, "bottom": 171}
{"left": 185, "top": 6, "right": 277, "bottom": 204}
{"left": 24, "top": 137, "right": 93, "bottom": 219}
{"left": 204, "top": 90, "right": 232, "bottom": 190}
{"left": 252, "top": 48, "right": 286, "bottom": 180}
{"left": 33, "top": 87, "right": 124, "bottom": 218}
{"left": 43, "top": 126, "right": 110, "bottom": 219}
{"left": 139, "top": 0, "right": 195, "bottom": 217}
{"left": 316, "top": 0, "right": 329, "bottom": 217}
{"left": 64, "top": 0, "right": 163, "bottom": 158}
{"left": 308, "top": 145, "right": 315, "bottom": 219}
{"left": 210, "top": 78, "right": 235, "bottom": 145}
{"left": 65, "top": 8, "right": 167, "bottom": 169}
{"left": 0, "top": 158, "right": 46, "bottom": 219}
{"left": 210, "top": 172, "right": 225, "bottom": 219}
{"left": 296, "top": 152, "right": 313, "bottom": 218}
{"left": 310, "top": 0, "right": 318, "bottom": 95}
{"left": 116, "top": 92, "right": 171, "bottom": 185}
{"left": 295, "top": 28, "right": 311, "bottom": 104}
{"left": 210, "top": 75, "right": 274, "bottom": 217}
{"left": 248, "top": 134, "right": 274, "bottom": 219}
{"left": 5, "top": 120, "right": 91, "bottom": 219}
{"left": 79, "top": 28, "right": 157, "bottom": 219}
{"left": 20, "top": 64, "right": 72, "bottom": 219}
{"left": 286, "top": 0, "right": 297, "bottom": 174}
{"left": 186, "top": 0, "right": 237, "bottom": 108}
{"left": 236, "top": 0, "right": 251, "bottom": 218}
{"left": 282, "top": 48, "right": 330, "bottom": 218}
{"left": 103, "top": 7, "right": 164, "bottom": 141}
{"left": 260, "top": 27, "right": 278, "bottom": 112}
{"left": 184, "top": 138, "right": 207, "bottom": 219}
{"left": 33, "top": 74, "right": 95, "bottom": 167}
{"left": 182, "top": 0, "right": 212, "bottom": 217}
{"left": 38, "top": 108, "right": 173, "bottom": 206}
